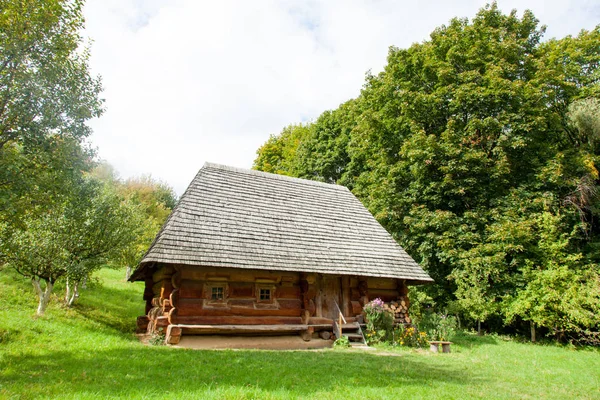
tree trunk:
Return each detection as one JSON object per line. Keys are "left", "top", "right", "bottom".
{"left": 65, "top": 278, "right": 80, "bottom": 307}
{"left": 65, "top": 277, "right": 71, "bottom": 304}
{"left": 67, "top": 281, "right": 79, "bottom": 306}
{"left": 477, "top": 320, "right": 482, "bottom": 336}
{"left": 32, "top": 278, "right": 54, "bottom": 316}
{"left": 531, "top": 321, "right": 536, "bottom": 343}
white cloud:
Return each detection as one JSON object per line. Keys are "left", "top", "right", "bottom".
{"left": 83, "top": 0, "right": 600, "bottom": 194}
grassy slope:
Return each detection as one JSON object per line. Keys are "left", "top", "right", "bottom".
{"left": 0, "top": 269, "right": 598, "bottom": 400}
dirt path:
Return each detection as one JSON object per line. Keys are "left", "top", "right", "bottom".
{"left": 172, "top": 335, "right": 334, "bottom": 350}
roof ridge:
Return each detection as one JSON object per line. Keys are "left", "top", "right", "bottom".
{"left": 203, "top": 162, "right": 349, "bottom": 191}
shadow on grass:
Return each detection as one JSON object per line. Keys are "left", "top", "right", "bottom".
{"left": 70, "top": 284, "right": 144, "bottom": 336}
{"left": 0, "top": 347, "right": 482, "bottom": 398}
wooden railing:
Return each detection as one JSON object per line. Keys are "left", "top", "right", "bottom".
{"left": 333, "top": 300, "right": 346, "bottom": 339}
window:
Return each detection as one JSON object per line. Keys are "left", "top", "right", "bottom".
{"left": 211, "top": 286, "right": 224, "bottom": 300}
{"left": 204, "top": 282, "right": 229, "bottom": 305}
{"left": 259, "top": 288, "right": 271, "bottom": 301}
{"left": 255, "top": 284, "right": 276, "bottom": 305}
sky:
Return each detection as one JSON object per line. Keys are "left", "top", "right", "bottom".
{"left": 83, "top": 0, "right": 600, "bottom": 195}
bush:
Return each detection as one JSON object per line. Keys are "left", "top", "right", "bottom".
{"left": 419, "top": 312, "right": 457, "bottom": 341}
{"left": 148, "top": 327, "right": 166, "bottom": 346}
{"left": 363, "top": 298, "right": 394, "bottom": 344}
{"left": 333, "top": 335, "right": 350, "bottom": 348}
{"left": 393, "top": 324, "right": 429, "bottom": 348}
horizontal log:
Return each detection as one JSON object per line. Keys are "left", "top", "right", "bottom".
{"left": 351, "top": 300, "right": 362, "bottom": 315}
{"left": 230, "top": 284, "right": 254, "bottom": 298}
{"left": 177, "top": 307, "right": 302, "bottom": 317}
{"left": 177, "top": 280, "right": 302, "bottom": 300}
{"left": 178, "top": 324, "right": 308, "bottom": 335}
{"left": 350, "top": 288, "right": 363, "bottom": 301}
{"left": 179, "top": 286, "right": 203, "bottom": 299}
{"left": 180, "top": 265, "right": 299, "bottom": 284}
{"left": 155, "top": 316, "right": 169, "bottom": 328}
{"left": 176, "top": 299, "right": 302, "bottom": 317}
{"left": 308, "top": 317, "right": 334, "bottom": 325}
{"left": 166, "top": 325, "right": 182, "bottom": 344}
{"left": 368, "top": 289, "right": 399, "bottom": 302}
{"left": 367, "top": 278, "right": 398, "bottom": 290}
{"left": 276, "top": 285, "right": 301, "bottom": 299}
{"left": 175, "top": 316, "right": 303, "bottom": 325}
{"left": 152, "top": 265, "right": 174, "bottom": 283}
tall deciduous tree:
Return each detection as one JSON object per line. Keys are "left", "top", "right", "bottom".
{"left": 254, "top": 3, "right": 600, "bottom": 339}
{"left": 0, "top": 0, "right": 103, "bottom": 226}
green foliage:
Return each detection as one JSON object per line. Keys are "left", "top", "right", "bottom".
{"left": 333, "top": 335, "right": 350, "bottom": 348}
{"left": 419, "top": 312, "right": 458, "bottom": 342}
{"left": 253, "top": 3, "right": 600, "bottom": 340}
{"left": 0, "top": 175, "right": 139, "bottom": 313}
{"left": 393, "top": 324, "right": 429, "bottom": 348}
{"left": 112, "top": 173, "right": 178, "bottom": 271}
{"left": 148, "top": 327, "right": 166, "bottom": 346}
{"left": 253, "top": 124, "right": 310, "bottom": 176}
{"left": 0, "top": 0, "right": 103, "bottom": 228}
{"left": 363, "top": 298, "right": 395, "bottom": 344}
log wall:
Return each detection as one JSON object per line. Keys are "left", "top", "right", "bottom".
{"left": 139, "top": 263, "right": 412, "bottom": 335}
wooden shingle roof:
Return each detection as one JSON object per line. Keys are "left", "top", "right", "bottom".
{"left": 130, "top": 163, "right": 433, "bottom": 283}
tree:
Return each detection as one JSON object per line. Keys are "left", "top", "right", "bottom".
{"left": 0, "top": 0, "right": 103, "bottom": 227}
{"left": 115, "top": 174, "right": 178, "bottom": 279}
{"left": 253, "top": 4, "right": 600, "bottom": 338}
{"left": 0, "top": 176, "right": 137, "bottom": 314}
{"left": 253, "top": 124, "right": 310, "bottom": 176}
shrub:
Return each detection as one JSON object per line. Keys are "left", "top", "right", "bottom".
{"left": 393, "top": 324, "right": 429, "bottom": 348}
{"left": 419, "top": 312, "right": 457, "bottom": 341}
{"left": 333, "top": 335, "right": 350, "bottom": 348}
{"left": 363, "top": 298, "right": 394, "bottom": 344}
{"left": 148, "top": 327, "right": 166, "bottom": 346}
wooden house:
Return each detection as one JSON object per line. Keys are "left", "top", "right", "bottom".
{"left": 129, "top": 163, "right": 433, "bottom": 344}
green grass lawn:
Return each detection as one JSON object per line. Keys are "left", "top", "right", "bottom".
{"left": 0, "top": 269, "right": 598, "bottom": 399}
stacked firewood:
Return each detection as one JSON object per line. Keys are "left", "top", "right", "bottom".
{"left": 383, "top": 299, "right": 411, "bottom": 324}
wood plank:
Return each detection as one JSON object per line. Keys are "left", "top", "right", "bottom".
{"left": 321, "top": 275, "right": 341, "bottom": 320}
{"left": 179, "top": 324, "right": 308, "bottom": 335}
{"left": 176, "top": 298, "right": 302, "bottom": 317}
{"left": 152, "top": 265, "right": 174, "bottom": 283}
{"left": 308, "top": 317, "right": 334, "bottom": 325}
{"left": 276, "top": 285, "right": 301, "bottom": 299}
{"left": 368, "top": 289, "right": 400, "bottom": 302}
{"left": 351, "top": 300, "right": 363, "bottom": 315}
{"left": 175, "top": 316, "right": 303, "bottom": 325}
{"left": 341, "top": 276, "right": 351, "bottom": 317}
{"left": 230, "top": 284, "right": 254, "bottom": 298}
{"left": 180, "top": 266, "right": 299, "bottom": 284}
{"left": 178, "top": 281, "right": 301, "bottom": 300}
{"left": 367, "top": 277, "right": 398, "bottom": 290}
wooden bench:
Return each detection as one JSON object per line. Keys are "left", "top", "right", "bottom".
{"left": 429, "top": 341, "right": 452, "bottom": 353}
{"left": 165, "top": 324, "right": 310, "bottom": 344}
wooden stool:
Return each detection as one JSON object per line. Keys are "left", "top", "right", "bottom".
{"left": 429, "top": 341, "right": 452, "bottom": 353}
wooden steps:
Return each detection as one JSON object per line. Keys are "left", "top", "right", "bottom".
{"left": 340, "top": 322, "right": 367, "bottom": 346}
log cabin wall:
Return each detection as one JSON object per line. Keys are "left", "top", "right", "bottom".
{"left": 140, "top": 262, "right": 412, "bottom": 334}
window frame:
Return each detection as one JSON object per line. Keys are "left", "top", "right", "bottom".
{"left": 255, "top": 283, "right": 276, "bottom": 304}
{"left": 204, "top": 282, "right": 229, "bottom": 306}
